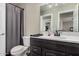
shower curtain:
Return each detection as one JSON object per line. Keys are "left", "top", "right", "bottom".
{"left": 6, "top": 4, "right": 21, "bottom": 54}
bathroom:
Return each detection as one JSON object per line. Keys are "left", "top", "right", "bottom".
{"left": 0, "top": 3, "right": 79, "bottom": 56}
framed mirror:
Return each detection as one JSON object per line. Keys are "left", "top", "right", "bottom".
{"left": 58, "top": 10, "right": 74, "bottom": 32}
{"left": 40, "top": 14, "right": 53, "bottom": 33}
{"left": 40, "top": 3, "right": 79, "bottom": 33}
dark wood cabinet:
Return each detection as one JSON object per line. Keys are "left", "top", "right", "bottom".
{"left": 30, "top": 46, "right": 42, "bottom": 55}
{"left": 42, "top": 48, "right": 66, "bottom": 56}
{"left": 30, "top": 37, "right": 79, "bottom": 56}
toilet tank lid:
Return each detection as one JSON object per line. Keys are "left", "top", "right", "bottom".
{"left": 11, "top": 45, "right": 25, "bottom": 53}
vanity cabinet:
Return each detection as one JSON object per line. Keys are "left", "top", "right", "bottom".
{"left": 42, "top": 48, "right": 66, "bottom": 56}
{"left": 30, "top": 37, "right": 79, "bottom": 56}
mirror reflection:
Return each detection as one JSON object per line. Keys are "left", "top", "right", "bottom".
{"left": 60, "top": 11, "right": 73, "bottom": 32}
{"left": 40, "top": 3, "right": 79, "bottom": 33}
{"left": 40, "top": 14, "right": 53, "bottom": 32}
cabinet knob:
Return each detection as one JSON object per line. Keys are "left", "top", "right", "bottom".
{"left": 33, "top": 49, "right": 37, "bottom": 51}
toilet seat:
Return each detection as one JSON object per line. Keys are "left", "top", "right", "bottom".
{"left": 11, "top": 45, "right": 28, "bottom": 56}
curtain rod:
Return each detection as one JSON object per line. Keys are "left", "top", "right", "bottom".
{"left": 7, "top": 3, "right": 24, "bottom": 10}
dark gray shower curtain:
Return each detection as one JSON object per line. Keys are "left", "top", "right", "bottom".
{"left": 6, "top": 4, "right": 21, "bottom": 54}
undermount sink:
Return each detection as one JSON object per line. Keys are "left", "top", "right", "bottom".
{"left": 38, "top": 35, "right": 66, "bottom": 40}
{"left": 53, "top": 36, "right": 66, "bottom": 39}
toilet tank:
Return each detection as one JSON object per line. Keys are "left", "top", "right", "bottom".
{"left": 22, "top": 36, "right": 30, "bottom": 47}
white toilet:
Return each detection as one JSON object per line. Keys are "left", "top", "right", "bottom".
{"left": 10, "top": 36, "right": 30, "bottom": 56}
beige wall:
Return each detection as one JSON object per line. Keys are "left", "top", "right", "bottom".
{"left": 25, "top": 4, "right": 40, "bottom": 36}
{"left": 15, "top": 3, "right": 40, "bottom": 36}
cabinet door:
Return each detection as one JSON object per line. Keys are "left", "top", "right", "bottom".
{"left": 65, "top": 45, "right": 79, "bottom": 56}
{"left": 31, "top": 46, "right": 41, "bottom": 55}
{"left": 30, "top": 38, "right": 43, "bottom": 46}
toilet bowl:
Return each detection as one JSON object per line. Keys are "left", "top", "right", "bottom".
{"left": 10, "top": 36, "right": 30, "bottom": 56}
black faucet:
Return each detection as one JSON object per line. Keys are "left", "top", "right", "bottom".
{"left": 54, "top": 30, "right": 60, "bottom": 36}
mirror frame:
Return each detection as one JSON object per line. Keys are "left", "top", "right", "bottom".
{"left": 40, "top": 13, "right": 53, "bottom": 33}
{"left": 58, "top": 9, "right": 78, "bottom": 32}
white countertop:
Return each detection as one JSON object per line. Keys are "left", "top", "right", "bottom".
{"left": 32, "top": 35, "right": 79, "bottom": 44}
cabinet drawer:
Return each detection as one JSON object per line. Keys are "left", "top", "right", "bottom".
{"left": 45, "top": 52, "right": 56, "bottom": 56}
{"left": 56, "top": 44, "right": 66, "bottom": 52}
{"left": 43, "top": 49, "right": 66, "bottom": 56}
{"left": 31, "top": 46, "right": 41, "bottom": 55}
{"left": 30, "top": 38, "right": 42, "bottom": 46}
{"left": 30, "top": 52, "right": 40, "bottom": 56}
